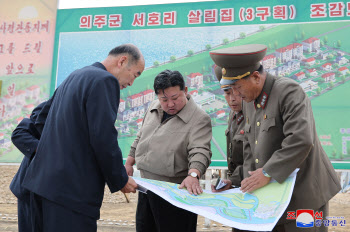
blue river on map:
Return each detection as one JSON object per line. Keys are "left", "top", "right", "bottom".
{"left": 146, "top": 181, "right": 277, "bottom": 224}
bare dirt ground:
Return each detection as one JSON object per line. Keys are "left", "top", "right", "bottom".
{"left": 0, "top": 165, "right": 349, "bottom": 232}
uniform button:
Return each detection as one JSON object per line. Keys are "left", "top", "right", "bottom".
{"left": 255, "top": 159, "right": 259, "bottom": 164}
{"left": 257, "top": 122, "right": 260, "bottom": 126}
{"left": 257, "top": 104, "right": 261, "bottom": 108}
{"left": 255, "top": 140, "right": 258, "bottom": 144}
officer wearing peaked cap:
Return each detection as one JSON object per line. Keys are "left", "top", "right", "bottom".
{"left": 210, "top": 44, "right": 267, "bottom": 87}
{"left": 210, "top": 44, "right": 340, "bottom": 232}
{"left": 211, "top": 66, "right": 244, "bottom": 195}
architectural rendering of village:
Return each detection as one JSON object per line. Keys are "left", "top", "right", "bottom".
{"left": 1, "top": 33, "right": 350, "bottom": 160}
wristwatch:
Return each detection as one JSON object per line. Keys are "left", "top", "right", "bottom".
{"left": 188, "top": 172, "right": 199, "bottom": 180}
{"left": 262, "top": 169, "right": 271, "bottom": 178}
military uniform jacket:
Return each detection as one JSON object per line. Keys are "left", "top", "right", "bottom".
{"left": 129, "top": 95, "right": 212, "bottom": 184}
{"left": 226, "top": 110, "right": 245, "bottom": 186}
{"left": 23, "top": 62, "right": 128, "bottom": 219}
{"left": 243, "top": 73, "right": 340, "bottom": 223}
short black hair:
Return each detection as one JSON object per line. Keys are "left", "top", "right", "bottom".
{"left": 108, "top": 44, "right": 141, "bottom": 65}
{"left": 153, "top": 70, "right": 185, "bottom": 95}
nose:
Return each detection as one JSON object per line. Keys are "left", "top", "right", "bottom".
{"left": 229, "top": 94, "right": 236, "bottom": 102}
{"left": 128, "top": 79, "right": 135, "bottom": 86}
{"left": 168, "top": 100, "right": 175, "bottom": 107}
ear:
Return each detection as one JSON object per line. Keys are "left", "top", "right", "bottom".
{"left": 252, "top": 71, "right": 261, "bottom": 84}
{"left": 184, "top": 86, "right": 188, "bottom": 95}
{"left": 117, "top": 55, "right": 128, "bottom": 67}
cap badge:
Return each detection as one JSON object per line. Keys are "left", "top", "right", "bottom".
{"left": 222, "top": 68, "right": 227, "bottom": 75}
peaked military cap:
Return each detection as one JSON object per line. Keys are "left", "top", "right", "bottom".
{"left": 210, "top": 44, "right": 267, "bottom": 86}
{"left": 214, "top": 65, "right": 231, "bottom": 90}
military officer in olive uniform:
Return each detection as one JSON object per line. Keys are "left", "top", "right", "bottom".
{"left": 211, "top": 66, "right": 245, "bottom": 192}
{"left": 210, "top": 44, "right": 341, "bottom": 232}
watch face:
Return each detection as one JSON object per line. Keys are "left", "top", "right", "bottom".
{"left": 190, "top": 172, "right": 197, "bottom": 178}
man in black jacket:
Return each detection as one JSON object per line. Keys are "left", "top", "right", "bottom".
{"left": 10, "top": 101, "right": 49, "bottom": 232}
{"left": 22, "top": 44, "right": 144, "bottom": 232}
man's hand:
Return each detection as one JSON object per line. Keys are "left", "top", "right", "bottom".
{"left": 125, "top": 156, "right": 135, "bottom": 176}
{"left": 125, "top": 164, "right": 134, "bottom": 176}
{"left": 211, "top": 179, "right": 232, "bottom": 192}
{"left": 240, "top": 168, "right": 271, "bottom": 193}
{"left": 121, "top": 176, "right": 138, "bottom": 194}
{"left": 179, "top": 176, "right": 202, "bottom": 195}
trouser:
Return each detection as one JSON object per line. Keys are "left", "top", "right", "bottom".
{"left": 30, "top": 193, "right": 97, "bottom": 232}
{"left": 232, "top": 203, "right": 329, "bottom": 232}
{"left": 18, "top": 196, "right": 31, "bottom": 232}
{"left": 136, "top": 191, "right": 198, "bottom": 232}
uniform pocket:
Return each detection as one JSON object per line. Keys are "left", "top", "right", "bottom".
{"left": 233, "top": 134, "right": 244, "bottom": 142}
{"left": 261, "top": 117, "right": 276, "bottom": 132}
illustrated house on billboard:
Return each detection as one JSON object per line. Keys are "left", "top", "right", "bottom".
{"left": 338, "top": 66, "right": 349, "bottom": 75}
{"left": 216, "top": 110, "right": 225, "bottom": 118}
{"left": 321, "top": 63, "right": 332, "bottom": 71}
{"left": 132, "top": 106, "right": 145, "bottom": 118}
{"left": 275, "top": 65, "right": 289, "bottom": 76}
{"left": 322, "top": 72, "right": 336, "bottom": 82}
{"left": 193, "top": 92, "right": 215, "bottom": 107}
{"left": 286, "top": 60, "right": 300, "bottom": 72}
{"left": 15, "top": 90, "right": 26, "bottom": 105}
{"left": 26, "top": 85, "right": 40, "bottom": 99}
{"left": 262, "top": 54, "right": 277, "bottom": 69}
{"left": 119, "top": 109, "right": 133, "bottom": 121}
{"left": 23, "top": 104, "right": 35, "bottom": 112}
{"left": 275, "top": 43, "right": 303, "bottom": 63}
{"left": 142, "top": 89, "right": 155, "bottom": 104}
{"left": 3, "top": 94, "right": 15, "bottom": 106}
{"left": 275, "top": 46, "right": 292, "bottom": 63}
{"left": 317, "top": 52, "right": 330, "bottom": 60}
{"left": 189, "top": 90, "right": 198, "bottom": 97}
{"left": 302, "top": 37, "right": 320, "bottom": 52}
{"left": 186, "top": 73, "right": 203, "bottom": 88}
{"left": 300, "top": 80, "right": 318, "bottom": 92}
{"left": 127, "top": 93, "right": 143, "bottom": 108}
{"left": 119, "top": 99, "right": 125, "bottom": 113}
{"left": 293, "top": 71, "right": 306, "bottom": 80}
{"left": 335, "top": 56, "right": 349, "bottom": 65}
{"left": 119, "top": 123, "right": 129, "bottom": 133}
{"left": 307, "top": 68, "right": 318, "bottom": 76}
{"left": 302, "top": 57, "right": 316, "bottom": 66}
{"left": 136, "top": 118, "right": 143, "bottom": 129}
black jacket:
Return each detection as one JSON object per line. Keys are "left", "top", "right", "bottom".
{"left": 23, "top": 62, "right": 128, "bottom": 219}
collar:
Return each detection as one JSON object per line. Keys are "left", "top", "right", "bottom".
{"left": 236, "top": 111, "right": 244, "bottom": 125}
{"left": 92, "top": 62, "right": 107, "bottom": 71}
{"left": 254, "top": 73, "right": 275, "bottom": 110}
{"left": 150, "top": 94, "right": 196, "bottom": 124}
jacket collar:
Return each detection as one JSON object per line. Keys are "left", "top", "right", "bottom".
{"left": 92, "top": 62, "right": 107, "bottom": 71}
{"left": 150, "top": 94, "right": 196, "bottom": 124}
{"left": 254, "top": 73, "right": 275, "bottom": 110}
{"left": 231, "top": 110, "right": 244, "bottom": 125}
{"left": 236, "top": 111, "right": 244, "bottom": 125}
